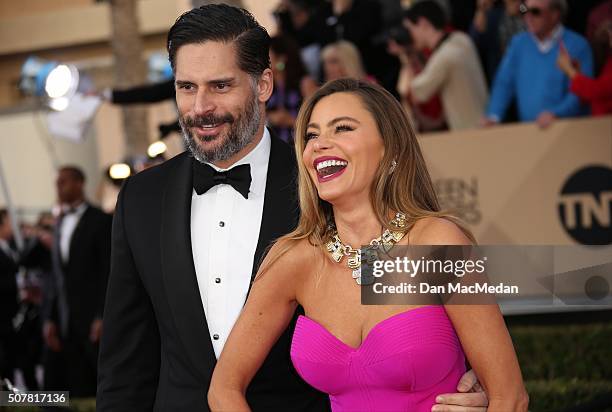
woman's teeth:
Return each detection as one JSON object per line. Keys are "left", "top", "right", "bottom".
{"left": 316, "top": 160, "right": 348, "bottom": 177}
{"left": 316, "top": 159, "right": 348, "bottom": 171}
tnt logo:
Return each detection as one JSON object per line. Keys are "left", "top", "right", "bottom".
{"left": 558, "top": 166, "right": 612, "bottom": 245}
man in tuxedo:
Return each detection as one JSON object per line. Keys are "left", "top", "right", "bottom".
{"left": 97, "top": 5, "right": 327, "bottom": 411}
{"left": 98, "top": 4, "right": 487, "bottom": 412}
{"left": 0, "top": 209, "right": 19, "bottom": 384}
{"left": 43, "top": 166, "right": 112, "bottom": 397}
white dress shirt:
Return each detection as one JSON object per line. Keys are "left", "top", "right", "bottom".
{"left": 190, "top": 128, "right": 271, "bottom": 358}
{"left": 59, "top": 202, "right": 88, "bottom": 263}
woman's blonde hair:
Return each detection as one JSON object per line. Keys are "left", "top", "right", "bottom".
{"left": 258, "top": 78, "right": 474, "bottom": 276}
{"left": 321, "top": 40, "right": 367, "bottom": 80}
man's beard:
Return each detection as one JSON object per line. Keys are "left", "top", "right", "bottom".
{"left": 180, "top": 89, "right": 261, "bottom": 164}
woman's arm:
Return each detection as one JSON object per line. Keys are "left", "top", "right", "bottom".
{"left": 207, "top": 240, "right": 308, "bottom": 411}
{"left": 445, "top": 306, "right": 528, "bottom": 411}
{"left": 412, "top": 218, "right": 528, "bottom": 412}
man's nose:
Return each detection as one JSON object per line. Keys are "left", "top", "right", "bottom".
{"left": 193, "top": 89, "right": 217, "bottom": 116}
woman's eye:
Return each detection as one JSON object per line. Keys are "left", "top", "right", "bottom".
{"left": 335, "top": 124, "right": 354, "bottom": 133}
{"left": 305, "top": 132, "right": 318, "bottom": 141}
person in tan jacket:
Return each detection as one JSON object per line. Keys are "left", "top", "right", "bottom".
{"left": 403, "top": 0, "right": 489, "bottom": 131}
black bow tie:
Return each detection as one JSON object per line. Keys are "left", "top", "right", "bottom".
{"left": 60, "top": 205, "right": 79, "bottom": 218}
{"left": 192, "top": 161, "right": 252, "bottom": 199}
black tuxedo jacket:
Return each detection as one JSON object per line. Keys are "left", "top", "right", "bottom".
{"left": 97, "top": 136, "right": 329, "bottom": 411}
{"left": 47, "top": 205, "right": 112, "bottom": 337}
{"left": 0, "top": 246, "right": 18, "bottom": 338}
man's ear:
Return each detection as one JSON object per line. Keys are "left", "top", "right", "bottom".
{"left": 257, "top": 68, "right": 274, "bottom": 103}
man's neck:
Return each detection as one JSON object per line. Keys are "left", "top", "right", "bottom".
{"left": 63, "top": 198, "right": 85, "bottom": 210}
{"left": 536, "top": 24, "right": 561, "bottom": 42}
{"left": 428, "top": 30, "right": 446, "bottom": 51}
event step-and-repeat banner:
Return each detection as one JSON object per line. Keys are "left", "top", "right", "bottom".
{"left": 419, "top": 117, "right": 611, "bottom": 313}
{"left": 419, "top": 116, "right": 612, "bottom": 246}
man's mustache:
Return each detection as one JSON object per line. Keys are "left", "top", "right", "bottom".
{"left": 182, "top": 113, "right": 234, "bottom": 127}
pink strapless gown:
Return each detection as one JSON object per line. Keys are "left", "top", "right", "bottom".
{"left": 290, "top": 305, "right": 465, "bottom": 412}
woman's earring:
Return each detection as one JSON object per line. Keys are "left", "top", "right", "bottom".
{"left": 389, "top": 160, "right": 397, "bottom": 175}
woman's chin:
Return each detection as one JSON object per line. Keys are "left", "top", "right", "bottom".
{"left": 316, "top": 187, "right": 346, "bottom": 205}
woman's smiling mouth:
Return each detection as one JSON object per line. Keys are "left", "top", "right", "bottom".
{"left": 314, "top": 156, "right": 348, "bottom": 182}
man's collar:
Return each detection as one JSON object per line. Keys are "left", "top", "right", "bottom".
{"left": 204, "top": 128, "right": 271, "bottom": 197}
{"left": 532, "top": 24, "right": 564, "bottom": 53}
{"left": 61, "top": 201, "right": 88, "bottom": 216}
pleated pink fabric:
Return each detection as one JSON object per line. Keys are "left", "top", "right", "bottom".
{"left": 290, "top": 305, "right": 466, "bottom": 412}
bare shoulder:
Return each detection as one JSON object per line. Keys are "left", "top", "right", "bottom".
{"left": 409, "top": 216, "right": 472, "bottom": 245}
{"left": 257, "top": 237, "right": 318, "bottom": 284}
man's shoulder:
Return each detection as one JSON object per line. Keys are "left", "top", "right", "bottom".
{"left": 128, "top": 151, "right": 190, "bottom": 189}
{"left": 508, "top": 31, "right": 530, "bottom": 48}
{"left": 562, "top": 28, "right": 590, "bottom": 49}
{"left": 119, "top": 151, "right": 191, "bottom": 208}
{"left": 85, "top": 204, "right": 110, "bottom": 217}
{"left": 448, "top": 31, "right": 471, "bottom": 44}
{"left": 445, "top": 31, "right": 481, "bottom": 59}
{"left": 268, "top": 133, "right": 297, "bottom": 171}
{"left": 82, "top": 204, "right": 113, "bottom": 229}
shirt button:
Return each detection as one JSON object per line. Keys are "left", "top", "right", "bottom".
{"left": 215, "top": 278, "right": 221, "bottom": 284}
{"left": 212, "top": 334, "right": 219, "bottom": 340}
{"left": 219, "top": 221, "right": 225, "bottom": 227}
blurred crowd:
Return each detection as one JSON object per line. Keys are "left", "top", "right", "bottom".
{"left": 266, "top": 0, "right": 612, "bottom": 138}
{"left": 0, "top": 166, "right": 111, "bottom": 397}
{"left": 104, "top": 0, "right": 611, "bottom": 141}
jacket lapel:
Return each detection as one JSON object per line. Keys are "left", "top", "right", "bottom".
{"left": 160, "top": 153, "right": 216, "bottom": 379}
{"left": 67, "top": 205, "right": 90, "bottom": 262}
{"left": 249, "top": 134, "right": 299, "bottom": 287}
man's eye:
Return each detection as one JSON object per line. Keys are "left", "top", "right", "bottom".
{"left": 216, "top": 83, "right": 228, "bottom": 90}
{"left": 178, "top": 84, "right": 194, "bottom": 91}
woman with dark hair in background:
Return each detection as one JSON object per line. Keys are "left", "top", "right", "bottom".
{"left": 267, "top": 35, "right": 318, "bottom": 144}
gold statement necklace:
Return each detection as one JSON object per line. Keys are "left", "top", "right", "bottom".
{"left": 325, "top": 212, "right": 408, "bottom": 285}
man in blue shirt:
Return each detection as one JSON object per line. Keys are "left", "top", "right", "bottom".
{"left": 484, "top": 0, "right": 593, "bottom": 128}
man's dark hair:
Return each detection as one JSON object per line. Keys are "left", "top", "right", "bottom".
{"left": 167, "top": 4, "right": 271, "bottom": 77}
{"left": 0, "top": 209, "right": 7, "bottom": 226}
{"left": 403, "top": 1, "right": 447, "bottom": 31}
{"left": 59, "top": 165, "right": 85, "bottom": 183}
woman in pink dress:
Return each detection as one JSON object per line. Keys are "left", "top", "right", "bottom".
{"left": 208, "top": 78, "right": 528, "bottom": 412}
